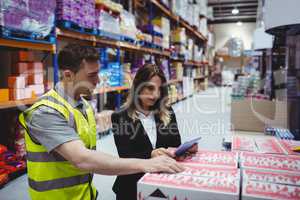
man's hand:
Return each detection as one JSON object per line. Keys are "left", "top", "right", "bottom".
{"left": 140, "top": 155, "right": 184, "bottom": 174}
{"left": 151, "top": 148, "right": 175, "bottom": 158}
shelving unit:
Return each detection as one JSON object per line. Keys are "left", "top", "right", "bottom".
{"left": 0, "top": 98, "right": 37, "bottom": 110}
{"left": 150, "top": 0, "right": 207, "bottom": 42}
{"left": 0, "top": 38, "right": 56, "bottom": 52}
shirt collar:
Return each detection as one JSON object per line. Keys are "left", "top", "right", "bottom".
{"left": 136, "top": 110, "right": 154, "bottom": 118}
{"left": 54, "top": 82, "right": 84, "bottom": 108}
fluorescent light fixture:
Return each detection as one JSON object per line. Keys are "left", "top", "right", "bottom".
{"left": 232, "top": 8, "right": 239, "bottom": 15}
{"left": 237, "top": 21, "right": 243, "bottom": 26}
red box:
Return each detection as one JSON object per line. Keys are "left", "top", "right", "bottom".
{"left": 28, "top": 73, "right": 43, "bottom": 85}
{"left": 232, "top": 136, "right": 256, "bottom": 152}
{"left": 181, "top": 164, "right": 240, "bottom": 180}
{"left": 242, "top": 180, "right": 300, "bottom": 200}
{"left": 240, "top": 152, "right": 300, "bottom": 173}
{"left": 138, "top": 173, "right": 240, "bottom": 200}
{"left": 28, "top": 62, "right": 43, "bottom": 73}
{"left": 278, "top": 139, "right": 300, "bottom": 155}
{"left": 179, "top": 150, "right": 238, "bottom": 169}
{"left": 12, "top": 51, "right": 34, "bottom": 62}
{"left": 243, "top": 169, "right": 300, "bottom": 186}
{"left": 255, "top": 138, "right": 285, "bottom": 154}
{"left": 8, "top": 76, "right": 26, "bottom": 89}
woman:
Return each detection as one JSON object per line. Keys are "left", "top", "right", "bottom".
{"left": 111, "top": 64, "right": 196, "bottom": 200}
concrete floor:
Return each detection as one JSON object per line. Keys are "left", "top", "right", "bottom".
{"left": 0, "top": 87, "right": 232, "bottom": 200}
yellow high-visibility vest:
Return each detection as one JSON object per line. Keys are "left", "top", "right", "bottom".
{"left": 19, "top": 89, "right": 97, "bottom": 200}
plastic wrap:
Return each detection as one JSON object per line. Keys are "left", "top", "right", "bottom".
{"left": 56, "top": 0, "right": 96, "bottom": 29}
{"left": 0, "top": 0, "right": 56, "bottom": 37}
{"left": 96, "top": 10, "right": 120, "bottom": 34}
{"left": 226, "top": 37, "right": 244, "bottom": 57}
{"left": 120, "top": 9, "right": 138, "bottom": 39}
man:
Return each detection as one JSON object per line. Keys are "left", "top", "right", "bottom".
{"left": 19, "top": 44, "right": 184, "bottom": 200}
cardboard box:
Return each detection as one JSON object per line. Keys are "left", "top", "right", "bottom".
{"left": 255, "top": 138, "right": 285, "bottom": 154}
{"left": 13, "top": 63, "right": 29, "bottom": 74}
{"left": 28, "top": 73, "right": 43, "bottom": 85}
{"left": 232, "top": 136, "right": 256, "bottom": 152}
{"left": 9, "top": 89, "right": 25, "bottom": 100}
{"left": 242, "top": 180, "right": 300, "bottom": 200}
{"left": 138, "top": 173, "right": 240, "bottom": 200}
{"left": 231, "top": 99, "right": 288, "bottom": 132}
{"left": 0, "top": 89, "right": 9, "bottom": 102}
{"left": 240, "top": 152, "right": 300, "bottom": 173}
{"left": 179, "top": 150, "right": 238, "bottom": 169}
{"left": 28, "top": 85, "right": 44, "bottom": 96}
{"left": 8, "top": 76, "right": 26, "bottom": 89}
{"left": 12, "top": 51, "right": 34, "bottom": 62}
{"left": 243, "top": 169, "right": 300, "bottom": 186}
{"left": 180, "top": 165, "right": 240, "bottom": 180}
{"left": 28, "top": 62, "right": 43, "bottom": 73}
{"left": 278, "top": 140, "right": 300, "bottom": 155}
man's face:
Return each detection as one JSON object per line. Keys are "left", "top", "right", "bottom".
{"left": 73, "top": 60, "right": 100, "bottom": 98}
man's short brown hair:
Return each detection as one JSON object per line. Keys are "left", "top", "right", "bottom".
{"left": 58, "top": 43, "right": 99, "bottom": 73}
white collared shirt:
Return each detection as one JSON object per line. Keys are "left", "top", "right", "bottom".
{"left": 136, "top": 111, "right": 157, "bottom": 148}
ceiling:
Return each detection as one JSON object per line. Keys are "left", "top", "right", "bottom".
{"left": 208, "top": 0, "right": 258, "bottom": 24}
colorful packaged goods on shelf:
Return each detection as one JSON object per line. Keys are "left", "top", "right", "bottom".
{"left": 138, "top": 172, "right": 240, "bottom": 200}
{"left": 120, "top": 10, "right": 138, "bottom": 40}
{"left": 56, "top": 0, "right": 96, "bottom": 29}
{"left": 240, "top": 152, "right": 300, "bottom": 173}
{"left": 171, "top": 27, "right": 187, "bottom": 44}
{"left": 96, "top": 9, "right": 120, "bottom": 35}
{"left": 151, "top": 17, "right": 170, "bottom": 49}
{"left": 0, "top": 0, "right": 56, "bottom": 37}
{"left": 99, "top": 62, "right": 123, "bottom": 87}
{"left": 95, "top": 0, "right": 123, "bottom": 13}
{"left": 180, "top": 150, "right": 238, "bottom": 169}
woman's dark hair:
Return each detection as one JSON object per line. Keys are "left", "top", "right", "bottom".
{"left": 124, "top": 64, "right": 171, "bottom": 126}
{"left": 57, "top": 43, "right": 99, "bottom": 73}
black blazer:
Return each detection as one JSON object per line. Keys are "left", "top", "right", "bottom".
{"left": 111, "top": 107, "right": 181, "bottom": 199}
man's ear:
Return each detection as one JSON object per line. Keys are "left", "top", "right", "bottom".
{"left": 62, "top": 70, "right": 75, "bottom": 81}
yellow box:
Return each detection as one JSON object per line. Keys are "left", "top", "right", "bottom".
{"left": 0, "top": 89, "right": 9, "bottom": 102}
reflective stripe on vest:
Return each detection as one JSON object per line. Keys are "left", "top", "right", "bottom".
{"left": 20, "top": 89, "right": 97, "bottom": 200}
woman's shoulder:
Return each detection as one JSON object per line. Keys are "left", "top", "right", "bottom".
{"left": 111, "top": 108, "right": 130, "bottom": 122}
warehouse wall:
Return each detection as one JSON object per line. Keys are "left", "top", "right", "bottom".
{"left": 214, "top": 22, "right": 256, "bottom": 50}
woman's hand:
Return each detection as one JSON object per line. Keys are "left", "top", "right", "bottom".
{"left": 176, "top": 143, "right": 199, "bottom": 161}
{"left": 151, "top": 148, "right": 175, "bottom": 158}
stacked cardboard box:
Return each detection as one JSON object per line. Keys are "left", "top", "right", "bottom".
{"left": 152, "top": 17, "right": 170, "bottom": 49}
{"left": 278, "top": 139, "right": 300, "bottom": 155}
{"left": 180, "top": 150, "right": 239, "bottom": 169}
{"left": 138, "top": 150, "right": 240, "bottom": 200}
{"left": 240, "top": 152, "right": 300, "bottom": 173}
{"left": 232, "top": 136, "right": 286, "bottom": 154}
{"left": 242, "top": 170, "right": 300, "bottom": 200}
{"left": 8, "top": 51, "right": 45, "bottom": 101}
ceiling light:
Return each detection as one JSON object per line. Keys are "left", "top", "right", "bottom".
{"left": 232, "top": 8, "right": 239, "bottom": 15}
{"left": 237, "top": 21, "right": 243, "bottom": 26}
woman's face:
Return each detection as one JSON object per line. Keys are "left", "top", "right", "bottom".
{"left": 139, "top": 75, "right": 162, "bottom": 110}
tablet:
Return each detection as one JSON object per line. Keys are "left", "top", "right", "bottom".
{"left": 175, "top": 137, "right": 201, "bottom": 157}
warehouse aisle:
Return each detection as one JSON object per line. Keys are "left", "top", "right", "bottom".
{"left": 0, "top": 87, "right": 232, "bottom": 200}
